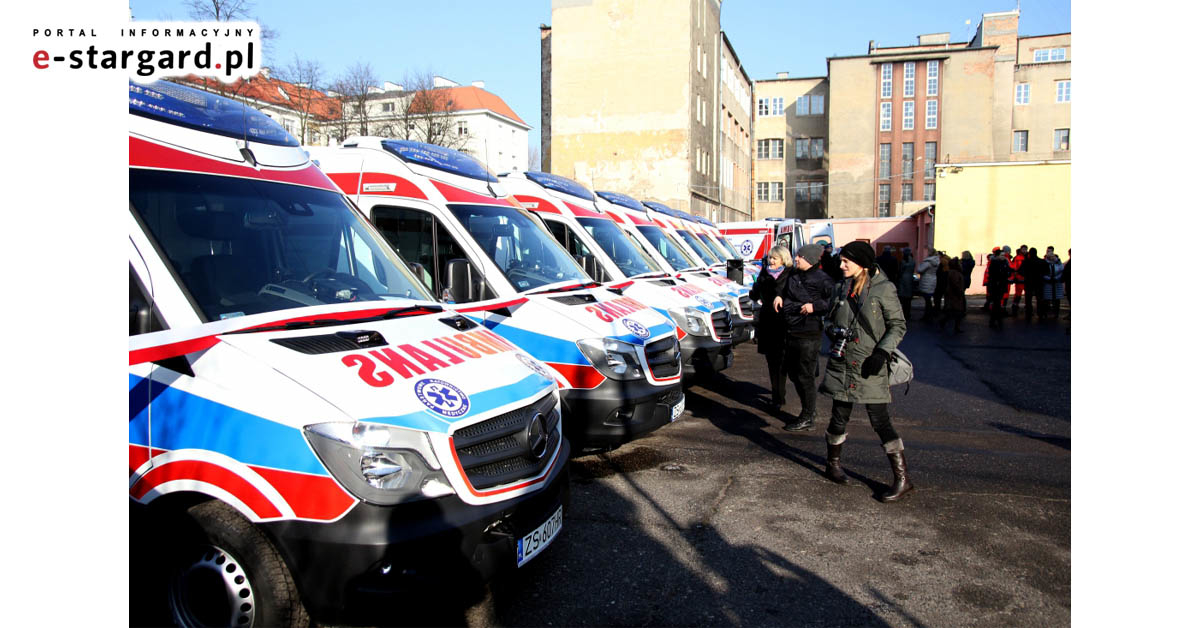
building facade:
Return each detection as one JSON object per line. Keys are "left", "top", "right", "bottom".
{"left": 749, "top": 74, "right": 830, "bottom": 220}
{"left": 542, "top": 0, "right": 752, "bottom": 222}
{"left": 822, "top": 10, "right": 1070, "bottom": 219}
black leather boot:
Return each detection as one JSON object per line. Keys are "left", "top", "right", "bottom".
{"left": 825, "top": 442, "right": 849, "bottom": 484}
{"left": 880, "top": 445, "right": 914, "bottom": 502}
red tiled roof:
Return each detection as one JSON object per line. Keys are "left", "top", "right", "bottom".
{"left": 439, "top": 86, "right": 527, "bottom": 127}
{"left": 178, "top": 74, "right": 342, "bottom": 121}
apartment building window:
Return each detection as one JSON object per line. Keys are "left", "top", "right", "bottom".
{"left": 457, "top": 121, "right": 468, "bottom": 137}
{"left": 771, "top": 97, "right": 784, "bottom": 115}
{"left": 880, "top": 102, "right": 892, "bottom": 131}
{"left": 881, "top": 63, "right": 892, "bottom": 98}
{"left": 925, "top": 100, "right": 937, "bottom": 129}
{"left": 381, "top": 102, "right": 395, "bottom": 113}
{"left": 903, "top": 62, "right": 915, "bottom": 97}
{"left": 1013, "top": 130, "right": 1029, "bottom": 153}
{"left": 1034, "top": 47, "right": 1067, "bottom": 62}
{"left": 879, "top": 143, "right": 891, "bottom": 179}
{"left": 795, "top": 137, "right": 825, "bottom": 160}
{"left": 1056, "top": 80, "right": 1071, "bottom": 103}
{"left": 796, "top": 180, "right": 824, "bottom": 203}
{"left": 1015, "top": 83, "right": 1030, "bottom": 105}
{"left": 757, "top": 98, "right": 769, "bottom": 116}
{"left": 757, "top": 138, "right": 783, "bottom": 159}
{"left": 1054, "top": 128, "right": 1070, "bottom": 151}
{"left": 924, "top": 142, "right": 937, "bottom": 178}
{"left": 903, "top": 101, "right": 914, "bottom": 130}
{"left": 757, "top": 182, "right": 783, "bottom": 202}
{"left": 878, "top": 184, "right": 891, "bottom": 217}
{"left": 927, "top": 60, "right": 939, "bottom": 96}
{"left": 796, "top": 94, "right": 825, "bottom": 116}
{"left": 901, "top": 183, "right": 913, "bottom": 202}
{"left": 901, "top": 143, "right": 913, "bottom": 180}
{"left": 923, "top": 182, "right": 935, "bottom": 201}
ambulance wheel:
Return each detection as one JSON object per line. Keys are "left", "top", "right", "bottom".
{"left": 167, "top": 501, "right": 310, "bottom": 628}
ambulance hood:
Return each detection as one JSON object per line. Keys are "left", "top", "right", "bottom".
{"left": 212, "top": 307, "right": 557, "bottom": 434}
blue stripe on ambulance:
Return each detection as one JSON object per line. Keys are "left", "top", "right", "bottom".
{"left": 363, "top": 373, "right": 556, "bottom": 432}
{"left": 465, "top": 319, "right": 591, "bottom": 365}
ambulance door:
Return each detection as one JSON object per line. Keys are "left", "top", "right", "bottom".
{"left": 541, "top": 216, "right": 611, "bottom": 283}
{"left": 369, "top": 203, "right": 497, "bottom": 303}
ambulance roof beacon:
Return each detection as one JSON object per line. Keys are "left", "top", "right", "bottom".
{"left": 128, "top": 81, "right": 568, "bottom": 625}
{"left": 308, "top": 137, "right": 686, "bottom": 455}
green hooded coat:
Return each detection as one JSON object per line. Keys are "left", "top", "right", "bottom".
{"left": 819, "top": 267, "right": 908, "bottom": 404}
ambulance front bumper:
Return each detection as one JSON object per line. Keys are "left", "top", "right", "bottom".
{"left": 560, "top": 378, "right": 684, "bottom": 454}
{"left": 681, "top": 333, "right": 733, "bottom": 378}
{"left": 261, "top": 443, "right": 569, "bottom": 623}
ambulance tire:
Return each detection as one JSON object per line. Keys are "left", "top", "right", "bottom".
{"left": 168, "top": 500, "right": 311, "bottom": 628}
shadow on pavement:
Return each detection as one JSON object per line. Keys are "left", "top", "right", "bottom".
{"left": 987, "top": 421, "right": 1071, "bottom": 450}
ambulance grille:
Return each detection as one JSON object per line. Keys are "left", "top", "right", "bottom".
{"left": 645, "top": 336, "right": 681, "bottom": 379}
{"left": 711, "top": 309, "right": 733, "bottom": 340}
{"left": 451, "top": 393, "right": 559, "bottom": 490}
{"left": 271, "top": 334, "right": 368, "bottom": 354}
{"left": 549, "top": 294, "right": 596, "bottom": 306}
{"left": 738, "top": 295, "right": 753, "bottom": 317}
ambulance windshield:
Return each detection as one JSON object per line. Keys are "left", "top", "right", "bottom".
{"left": 577, "top": 217, "right": 658, "bottom": 278}
{"left": 676, "top": 230, "right": 722, "bottom": 266}
{"left": 699, "top": 232, "right": 734, "bottom": 260}
{"left": 448, "top": 204, "right": 591, "bottom": 292}
{"left": 636, "top": 225, "right": 701, "bottom": 271}
{"left": 130, "top": 169, "right": 433, "bottom": 322}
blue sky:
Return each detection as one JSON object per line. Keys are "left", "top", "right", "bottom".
{"left": 128, "top": 0, "right": 1071, "bottom": 158}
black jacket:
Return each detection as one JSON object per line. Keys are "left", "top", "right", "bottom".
{"left": 748, "top": 267, "right": 789, "bottom": 353}
{"left": 779, "top": 265, "right": 834, "bottom": 336}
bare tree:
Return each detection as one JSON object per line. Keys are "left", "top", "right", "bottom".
{"left": 528, "top": 145, "right": 541, "bottom": 172}
{"left": 403, "top": 70, "right": 471, "bottom": 151}
{"left": 331, "top": 62, "right": 379, "bottom": 137}
{"left": 275, "top": 54, "right": 326, "bottom": 145}
{"left": 183, "top": 0, "right": 279, "bottom": 63}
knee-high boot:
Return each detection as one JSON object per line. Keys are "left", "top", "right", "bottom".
{"left": 880, "top": 439, "right": 914, "bottom": 502}
{"left": 824, "top": 432, "right": 849, "bottom": 484}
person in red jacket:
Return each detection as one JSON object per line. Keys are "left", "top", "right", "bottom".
{"left": 1008, "top": 245, "right": 1027, "bottom": 317}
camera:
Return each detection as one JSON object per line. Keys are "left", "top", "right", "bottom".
{"left": 825, "top": 325, "right": 858, "bottom": 359}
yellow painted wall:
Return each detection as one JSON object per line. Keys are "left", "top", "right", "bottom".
{"left": 934, "top": 162, "right": 1071, "bottom": 262}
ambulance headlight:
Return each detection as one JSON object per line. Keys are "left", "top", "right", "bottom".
{"left": 577, "top": 337, "right": 644, "bottom": 381}
{"left": 668, "top": 306, "right": 707, "bottom": 336}
{"left": 304, "top": 422, "right": 455, "bottom": 505}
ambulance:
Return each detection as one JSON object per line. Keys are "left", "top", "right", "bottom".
{"left": 681, "top": 213, "right": 759, "bottom": 287}
{"left": 720, "top": 218, "right": 837, "bottom": 267}
{"left": 720, "top": 220, "right": 775, "bottom": 264}
{"left": 594, "top": 191, "right": 755, "bottom": 344}
{"left": 500, "top": 171, "right": 736, "bottom": 377}
{"left": 129, "top": 81, "right": 569, "bottom": 625}
{"left": 638, "top": 200, "right": 758, "bottom": 323}
{"left": 308, "top": 138, "right": 685, "bottom": 455}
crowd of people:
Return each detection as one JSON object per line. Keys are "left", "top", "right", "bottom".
{"left": 745, "top": 239, "right": 1071, "bottom": 502}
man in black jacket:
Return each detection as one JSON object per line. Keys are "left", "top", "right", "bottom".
{"left": 775, "top": 243, "right": 835, "bottom": 431}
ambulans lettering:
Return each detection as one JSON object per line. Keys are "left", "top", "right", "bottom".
{"left": 584, "top": 296, "right": 649, "bottom": 323}
{"left": 671, "top": 284, "right": 704, "bottom": 299}
{"left": 708, "top": 276, "right": 734, "bottom": 286}
{"left": 345, "top": 329, "right": 516, "bottom": 387}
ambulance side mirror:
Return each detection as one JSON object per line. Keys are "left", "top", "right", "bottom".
{"left": 130, "top": 301, "right": 153, "bottom": 336}
{"left": 444, "top": 258, "right": 475, "bottom": 303}
{"left": 727, "top": 258, "right": 744, "bottom": 285}
{"left": 575, "top": 254, "right": 603, "bottom": 282}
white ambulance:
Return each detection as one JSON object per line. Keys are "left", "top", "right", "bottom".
{"left": 128, "top": 81, "right": 568, "bottom": 626}
{"left": 308, "top": 138, "right": 685, "bottom": 455}
{"left": 500, "top": 171, "right": 736, "bottom": 377}
{"left": 593, "top": 192, "right": 756, "bottom": 344}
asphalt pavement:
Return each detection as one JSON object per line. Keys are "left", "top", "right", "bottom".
{"left": 404, "top": 297, "right": 1071, "bottom": 627}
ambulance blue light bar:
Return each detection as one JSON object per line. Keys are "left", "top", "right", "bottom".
{"left": 642, "top": 201, "right": 698, "bottom": 222}
{"left": 696, "top": 216, "right": 716, "bottom": 227}
{"left": 381, "top": 140, "right": 498, "bottom": 183}
{"left": 524, "top": 171, "right": 595, "bottom": 201}
{"left": 129, "top": 80, "right": 299, "bottom": 147}
{"left": 595, "top": 191, "right": 648, "bottom": 213}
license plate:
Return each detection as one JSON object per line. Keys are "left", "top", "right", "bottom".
{"left": 670, "top": 395, "right": 686, "bottom": 422}
{"left": 517, "top": 505, "right": 563, "bottom": 568}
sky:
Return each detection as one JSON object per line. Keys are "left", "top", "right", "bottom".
{"left": 127, "top": 0, "right": 1072, "bottom": 160}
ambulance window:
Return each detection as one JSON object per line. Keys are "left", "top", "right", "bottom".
{"left": 371, "top": 205, "right": 493, "bottom": 302}
{"left": 776, "top": 232, "right": 792, "bottom": 255}
{"left": 578, "top": 217, "right": 658, "bottom": 278}
{"left": 544, "top": 220, "right": 569, "bottom": 248}
{"left": 129, "top": 267, "right": 165, "bottom": 336}
{"left": 448, "top": 203, "right": 590, "bottom": 292}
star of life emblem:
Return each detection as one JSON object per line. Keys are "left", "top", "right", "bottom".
{"left": 414, "top": 378, "right": 470, "bottom": 418}
{"left": 623, "top": 318, "right": 650, "bottom": 339}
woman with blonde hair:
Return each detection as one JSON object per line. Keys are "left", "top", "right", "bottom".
{"left": 818, "top": 241, "right": 913, "bottom": 501}
{"left": 748, "top": 244, "right": 793, "bottom": 407}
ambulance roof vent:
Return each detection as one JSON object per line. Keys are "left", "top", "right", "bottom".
{"left": 596, "top": 191, "right": 648, "bottom": 213}
{"left": 523, "top": 171, "right": 595, "bottom": 202}
{"left": 129, "top": 80, "right": 299, "bottom": 147}
{"left": 380, "top": 140, "right": 498, "bottom": 183}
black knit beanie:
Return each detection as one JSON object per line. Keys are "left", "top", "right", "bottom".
{"left": 839, "top": 241, "right": 876, "bottom": 272}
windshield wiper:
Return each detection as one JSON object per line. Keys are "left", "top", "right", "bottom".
{"left": 630, "top": 271, "right": 671, "bottom": 280}
{"left": 531, "top": 281, "right": 601, "bottom": 295}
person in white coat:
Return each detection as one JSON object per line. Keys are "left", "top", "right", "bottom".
{"left": 915, "top": 252, "right": 940, "bottom": 320}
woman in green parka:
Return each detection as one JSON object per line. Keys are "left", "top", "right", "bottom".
{"left": 819, "top": 241, "right": 914, "bottom": 501}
